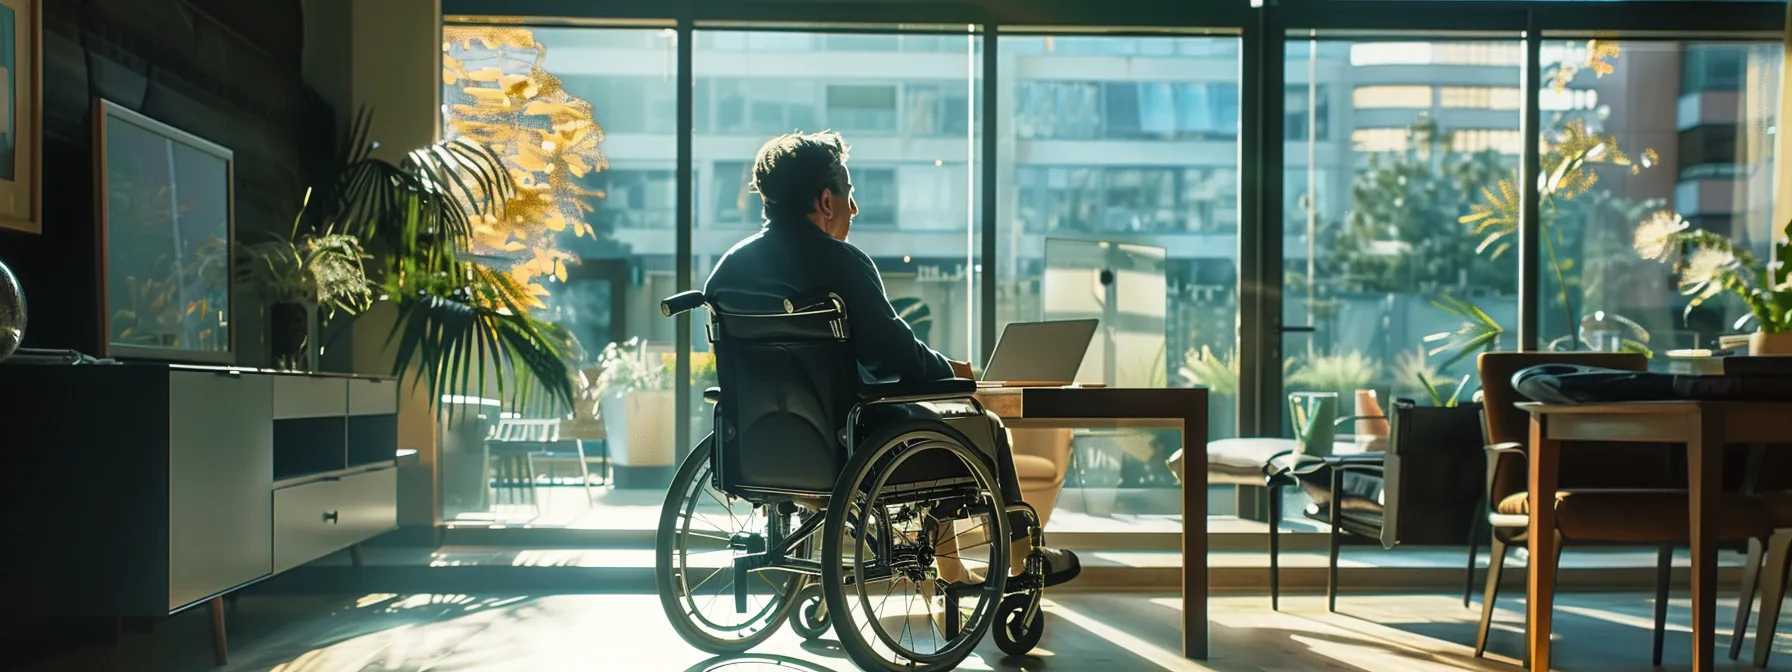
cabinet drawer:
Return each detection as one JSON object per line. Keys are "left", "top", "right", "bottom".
{"left": 274, "top": 376, "right": 348, "bottom": 419}
{"left": 272, "top": 468, "right": 398, "bottom": 573}
{"left": 348, "top": 378, "right": 397, "bottom": 416}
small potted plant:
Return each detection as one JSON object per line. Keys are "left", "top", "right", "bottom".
{"left": 236, "top": 221, "right": 372, "bottom": 370}
{"left": 595, "top": 338, "right": 677, "bottom": 488}
{"left": 1635, "top": 211, "right": 1792, "bottom": 355}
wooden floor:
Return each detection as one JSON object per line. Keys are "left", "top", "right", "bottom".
{"left": 24, "top": 590, "right": 1792, "bottom": 671}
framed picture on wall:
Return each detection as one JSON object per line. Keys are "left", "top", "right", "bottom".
{"left": 0, "top": 0, "right": 39, "bottom": 234}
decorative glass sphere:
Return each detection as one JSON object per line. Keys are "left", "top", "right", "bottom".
{"left": 0, "top": 258, "right": 23, "bottom": 361}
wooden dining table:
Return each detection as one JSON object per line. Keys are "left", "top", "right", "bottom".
{"left": 976, "top": 386, "right": 1211, "bottom": 658}
{"left": 1522, "top": 401, "right": 1792, "bottom": 672}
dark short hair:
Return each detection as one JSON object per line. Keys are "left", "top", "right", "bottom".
{"left": 750, "top": 131, "right": 850, "bottom": 221}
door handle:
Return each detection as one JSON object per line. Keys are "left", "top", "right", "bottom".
{"left": 1280, "top": 325, "right": 1317, "bottom": 333}
{"left": 323, "top": 510, "right": 340, "bottom": 524}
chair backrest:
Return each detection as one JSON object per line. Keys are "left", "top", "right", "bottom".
{"left": 1476, "top": 351, "right": 1675, "bottom": 504}
{"left": 1289, "top": 392, "right": 1339, "bottom": 457}
{"left": 1379, "top": 399, "right": 1488, "bottom": 548}
{"left": 709, "top": 295, "right": 858, "bottom": 497}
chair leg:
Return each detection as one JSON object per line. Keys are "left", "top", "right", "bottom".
{"left": 1754, "top": 532, "right": 1792, "bottom": 668}
{"left": 1654, "top": 544, "right": 1674, "bottom": 667}
{"left": 1268, "top": 480, "right": 1283, "bottom": 611}
{"left": 1464, "top": 508, "right": 1484, "bottom": 609}
{"left": 1327, "top": 467, "right": 1342, "bottom": 613}
{"left": 1475, "top": 535, "right": 1509, "bottom": 657}
{"left": 1732, "top": 537, "right": 1765, "bottom": 661}
{"left": 574, "top": 440, "right": 596, "bottom": 505}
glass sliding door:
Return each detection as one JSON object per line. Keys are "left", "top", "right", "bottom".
{"left": 995, "top": 34, "right": 1242, "bottom": 531}
{"left": 439, "top": 25, "right": 681, "bottom": 528}
{"left": 1280, "top": 37, "right": 1523, "bottom": 527}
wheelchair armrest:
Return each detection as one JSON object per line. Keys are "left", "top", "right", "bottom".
{"left": 661, "top": 290, "right": 706, "bottom": 317}
{"left": 1266, "top": 451, "right": 1386, "bottom": 479}
{"left": 858, "top": 378, "right": 978, "bottom": 404}
{"left": 703, "top": 387, "right": 720, "bottom": 404}
{"left": 1486, "top": 442, "right": 1525, "bottom": 456}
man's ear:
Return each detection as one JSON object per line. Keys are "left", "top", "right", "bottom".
{"left": 814, "top": 189, "right": 837, "bottom": 220}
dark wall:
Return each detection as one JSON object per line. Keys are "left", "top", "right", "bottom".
{"left": 0, "top": 0, "right": 309, "bottom": 367}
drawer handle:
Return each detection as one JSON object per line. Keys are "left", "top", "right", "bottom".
{"left": 323, "top": 510, "right": 340, "bottom": 524}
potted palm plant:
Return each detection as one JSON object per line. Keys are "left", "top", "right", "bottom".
{"left": 237, "top": 212, "right": 372, "bottom": 370}
{"left": 1634, "top": 212, "right": 1792, "bottom": 355}
{"left": 299, "top": 102, "right": 575, "bottom": 414}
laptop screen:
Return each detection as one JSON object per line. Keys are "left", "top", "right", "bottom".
{"left": 980, "top": 319, "right": 1100, "bottom": 384}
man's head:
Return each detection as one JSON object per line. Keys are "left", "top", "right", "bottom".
{"left": 751, "top": 131, "right": 857, "bottom": 240}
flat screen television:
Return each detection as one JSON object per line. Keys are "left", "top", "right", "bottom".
{"left": 93, "top": 98, "right": 235, "bottom": 364}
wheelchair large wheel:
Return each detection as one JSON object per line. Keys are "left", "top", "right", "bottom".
{"left": 656, "top": 438, "right": 802, "bottom": 654}
{"left": 821, "top": 420, "right": 1011, "bottom": 672}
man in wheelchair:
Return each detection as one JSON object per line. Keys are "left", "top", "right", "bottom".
{"left": 705, "top": 130, "right": 1082, "bottom": 591}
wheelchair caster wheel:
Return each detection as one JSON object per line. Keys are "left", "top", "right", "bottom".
{"left": 791, "top": 584, "right": 829, "bottom": 641}
{"left": 993, "top": 593, "right": 1044, "bottom": 656}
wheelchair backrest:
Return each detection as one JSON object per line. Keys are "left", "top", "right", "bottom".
{"left": 708, "top": 295, "right": 858, "bottom": 497}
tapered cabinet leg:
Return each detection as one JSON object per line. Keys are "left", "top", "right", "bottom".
{"left": 209, "top": 596, "right": 228, "bottom": 666}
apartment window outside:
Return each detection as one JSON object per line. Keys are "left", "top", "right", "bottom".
{"left": 1286, "top": 84, "right": 1331, "bottom": 141}
{"left": 827, "top": 84, "right": 900, "bottom": 133}
{"left": 710, "top": 161, "right": 761, "bottom": 228}
{"left": 1353, "top": 85, "right": 1434, "bottom": 109}
{"left": 1440, "top": 86, "right": 1522, "bottom": 110}
{"left": 1453, "top": 128, "right": 1524, "bottom": 155}
{"left": 850, "top": 167, "right": 901, "bottom": 226}
{"left": 902, "top": 83, "right": 972, "bottom": 136}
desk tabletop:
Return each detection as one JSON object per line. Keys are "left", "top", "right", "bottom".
{"left": 1519, "top": 400, "right": 1792, "bottom": 415}
{"left": 976, "top": 386, "right": 1206, "bottom": 425}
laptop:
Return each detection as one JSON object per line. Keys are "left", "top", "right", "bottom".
{"left": 978, "top": 319, "right": 1100, "bottom": 388}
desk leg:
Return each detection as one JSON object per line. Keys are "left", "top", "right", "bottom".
{"left": 1689, "top": 413, "right": 1724, "bottom": 672}
{"left": 1526, "top": 416, "right": 1560, "bottom": 672}
{"left": 1183, "top": 412, "right": 1209, "bottom": 660}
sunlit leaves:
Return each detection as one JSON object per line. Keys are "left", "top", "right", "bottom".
{"left": 1428, "top": 293, "right": 1505, "bottom": 369}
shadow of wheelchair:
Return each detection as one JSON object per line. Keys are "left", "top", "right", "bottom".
{"left": 682, "top": 653, "right": 839, "bottom": 672}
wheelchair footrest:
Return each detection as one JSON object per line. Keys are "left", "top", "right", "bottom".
{"left": 733, "top": 561, "right": 750, "bottom": 614}
{"left": 1004, "top": 573, "right": 1044, "bottom": 595}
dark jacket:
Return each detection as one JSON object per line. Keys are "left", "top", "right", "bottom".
{"left": 704, "top": 217, "right": 953, "bottom": 384}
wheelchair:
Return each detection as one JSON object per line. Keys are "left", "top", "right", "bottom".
{"left": 654, "top": 289, "right": 1050, "bottom": 671}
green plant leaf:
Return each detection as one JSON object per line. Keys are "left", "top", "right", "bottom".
{"left": 384, "top": 285, "right": 574, "bottom": 420}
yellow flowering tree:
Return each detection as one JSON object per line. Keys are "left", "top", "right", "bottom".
{"left": 441, "top": 26, "right": 606, "bottom": 314}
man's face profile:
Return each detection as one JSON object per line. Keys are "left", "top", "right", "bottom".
{"left": 810, "top": 165, "right": 858, "bottom": 242}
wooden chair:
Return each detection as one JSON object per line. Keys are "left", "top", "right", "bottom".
{"left": 1472, "top": 351, "right": 1774, "bottom": 666}
{"left": 1721, "top": 445, "right": 1792, "bottom": 666}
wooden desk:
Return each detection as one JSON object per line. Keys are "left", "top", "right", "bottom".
{"left": 977, "top": 386, "right": 1211, "bottom": 658}
{"left": 1522, "top": 401, "right": 1792, "bottom": 672}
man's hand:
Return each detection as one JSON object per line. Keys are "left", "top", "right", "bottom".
{"left": 949, "top": 359, "right": 975, "bottom": 380}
